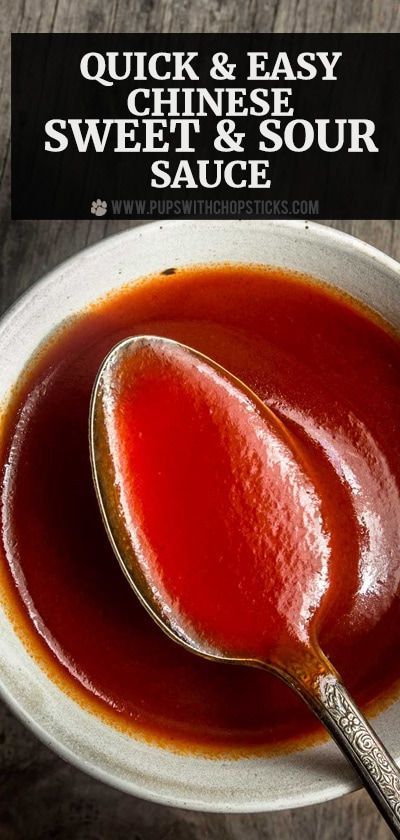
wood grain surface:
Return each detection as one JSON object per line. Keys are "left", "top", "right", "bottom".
{"left": 0, "top": 2, "right": 399, "bottom": 838}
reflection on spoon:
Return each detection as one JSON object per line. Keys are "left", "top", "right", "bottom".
{"left": 89, "top": 335, "right": 400, "bottom": 834}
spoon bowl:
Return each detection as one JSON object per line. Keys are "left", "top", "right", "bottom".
{"left": 90, "top": 335, "right": 329, "bottom": 669}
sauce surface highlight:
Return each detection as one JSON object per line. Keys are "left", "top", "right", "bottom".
{"left": 1, "top": 264, "right": 400, "bottom": 753}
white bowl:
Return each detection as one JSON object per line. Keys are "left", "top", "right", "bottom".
{"left": 0, "top": 220, "right": 399, "bottom": 812}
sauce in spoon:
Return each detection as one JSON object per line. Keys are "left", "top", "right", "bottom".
{"left": 93, "top": 336, "right": 332, "bottom": 666}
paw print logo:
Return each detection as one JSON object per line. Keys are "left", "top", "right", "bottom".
{"left": 91, "top": 199, "right": 107, "bottom": 217}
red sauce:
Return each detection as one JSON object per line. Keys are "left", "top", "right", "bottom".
{"left": 97, "top": 337, "right": 332, "bottom": 663}
{"left": 1, "top": 264, "right": 400, "bottom": 753}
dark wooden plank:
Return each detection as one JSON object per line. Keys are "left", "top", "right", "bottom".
{"left": 0, "top": 3, "right": 398, "bottom": 838}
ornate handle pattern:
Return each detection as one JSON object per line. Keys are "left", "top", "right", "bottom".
{"left": 303, "top": 672, "right": 400, "bottom": 837}
{"left": 279, "top": 650, "right": 400, "bottom": 835}
{"left": 320, "top": 675, "right": 400, "bottom": 821}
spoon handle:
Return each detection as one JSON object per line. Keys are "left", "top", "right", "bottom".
{"left": 302, "top": 670, "right": 400, "bottom": 836}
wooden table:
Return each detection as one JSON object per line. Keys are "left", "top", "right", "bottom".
{"left": 0, "top": 2, "right": 399, "bottom": 837}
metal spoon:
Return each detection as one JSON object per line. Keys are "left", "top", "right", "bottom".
{"left": 89, "top": 335, "right": 400, "bottom": 835}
